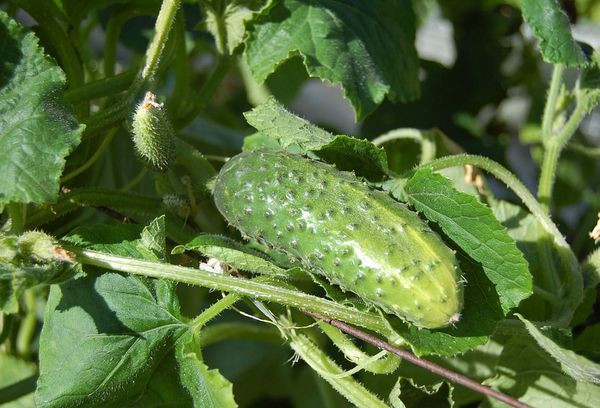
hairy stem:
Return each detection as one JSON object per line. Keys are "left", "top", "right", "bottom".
{"left": 26, "top": 189, "right": 162, "bottom": 229}
{"left": 419, "top": 155, "right": 570, "bottom": 253}
{"left": 372, "top": 128, "right": 436, "bottom": 164}
{"left": 176, "top": 57, "right": 233, "bottom": 128}
{"left": 285, "top": 318, "right": 389, "bottom": 408}
{"left": 190, "top": 294, "right": 240, "bottom": 333}
{"left": 198, "top": 322, "right": 281, "bottom": 347}
{"left": 16, "top": 290, "right": 37, "bottom": 359}
{"left": 62, "top": 128, "right": 118, "bottom": 183}
{"left": 541, "top": 64, "right": 564, "bottom": 142}
{"left": 537, "top": 102, "right": 587, "bottom": 209}
{"left": 64, "top": 70, "right": 136, "bottom": 103}
{"left": 141, "top": 0, "right": 181, "bottom": 82}
{"left": 0, "top": 375, "right": 37, "bottom": 405}
{"left": 68, "top": 247, "right": 391, "bottom": 335}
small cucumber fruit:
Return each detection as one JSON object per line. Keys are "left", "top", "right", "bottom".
{"left": 131, "top": 92, "right": 176, "bottom": 172}
{"left": 213, "top": 151, "right": 463, "bottom": 329}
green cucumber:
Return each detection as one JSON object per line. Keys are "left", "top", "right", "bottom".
{"left": 131, "top": 92, "right": 176, "bottom": 172}
{"left": 213, "top": 151, "right": 463, "bottom": 329}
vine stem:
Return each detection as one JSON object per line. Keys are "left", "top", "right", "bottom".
{"left": 83, "top": 0, "right": 180, "bottom": 137}
{"left": 285, "top": 317, "right": 389, "bottom": 408}
{"left": 175, "top": 56, "right": 233, "bottom": 128}
{"left": 537, "top": 101, "right": 587, "bottom": 209}
{"left": 305, "top": 312, "right": 531, "bottom": 408}
{"left": 541, "top": 64, "right": 564, "bottom": 142}
{"left": 67, "top": 247, "right": 391, "bottom": 335}
{"left": 418, "top": 154, "right": 571, "bottom": 254}
{"left": 62, "top": 128, "right": 118, "bottom": 183}
{"left": 16, "top": 290, "right": 37, "bottom": 359}
{"left": 141, "top": 0, "right": 181, "bottom": 82}
{"left": 372, "top": 128, "right": 436, "bottom": 165}
{"left": 0, "top": 375, "right": 38, "bottom": 405}
{"left": 64, "top": 70, "right": 136, "bottom": 103}
{"left": 190, "top": 294, "right": 241, "bottom": 333}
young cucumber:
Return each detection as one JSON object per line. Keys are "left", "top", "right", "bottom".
{"left": 213, "top": 150, "right": 464, "bottom": 329}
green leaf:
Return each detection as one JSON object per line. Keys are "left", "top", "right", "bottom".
{"left": 36, "top": 223, "right": 236, "bottom": 407}
{"left": 578, "top": 49, "right": 600, "bottom": 112}
{"left": 201, "top": 0, "right": 271, "bottom": 55}
{"left": 520, "top": 0, "right": 587, "bottom": 67}
{"left": 574, "top": 323, "right": 600, "bottom": 360}
{"left": 516, "top": 314, "right": 600, "bottom": 384}
{"left": 491, "top": 200, "right": 582, "bottom": 324}
{"left": 174, "top": 336, "right": 238, "bottom": 408}
{"left": 244, "top": 97, "right": 335, "bottom": 152}
{"left": 243, "top": 98, "right": 387, "bottom": 178}
{"left": 173, "top": 233, "right": 290, "bottom": 277}
{"left": 404, "top": 169, "right": 532, "bottom": 313}
{"left": 137, "top": 215, "right": 167, "bottom": 261}
{"left": 486, "top": 334, "right": 600, "bottom": 407}
{"left": 245, "top": 0, "right": 419, "bottom": 119}
{"left": 385, "top": 253, "right": 504, "bottom": 357}
{"left": 0, "top": 12, "right": 83, "bottom": 205}
{"left": 313, "top": 136, "right": 388, "bottom": 180}
{"left": 242, "top": 131, "right": 284, "bottom": 151}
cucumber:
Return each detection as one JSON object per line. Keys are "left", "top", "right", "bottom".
{"left": 213, "top": 151, "right": 463, "bottom": 329}
{"left": 131, "top": 92, "right": 175, "bottom": 172}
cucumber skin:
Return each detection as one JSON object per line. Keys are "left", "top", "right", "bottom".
{"left": 213, "top": 150, "right": 463, "bottom": 329}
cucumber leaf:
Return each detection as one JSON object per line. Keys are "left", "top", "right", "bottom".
{"left": 0, "top": 12, "right": 83, "bottom": 205}
{"left": 404, "top": 169, "right": 532, "bottom": 313}
{"left": 520, "top": 0, "right": 587, "bottom": 67}
{"left": 243, "top": 97, "right": 387, "bottom": 178}
{"left": 36, "top": 221, "right": 236, "bottom": 408}
{"left": 516, "top": 314, "right": 600, "bottom": 384}
{"left": 486, "top": 334, "right": 600, "bottom": 407}
{"left": 245, "top": 0, "right": 419, "bottom": 119}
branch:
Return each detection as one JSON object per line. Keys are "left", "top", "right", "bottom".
{"left": 304, "top": 311, "right": 532, "bottom": 408}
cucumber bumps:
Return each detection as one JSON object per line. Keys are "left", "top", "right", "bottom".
{"left": 213, "top": 151, "right": 464, "bottom": 329}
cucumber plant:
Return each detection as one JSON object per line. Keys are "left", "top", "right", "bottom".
{"left": 1, "top": 1, "right": 600, "bottom": 407}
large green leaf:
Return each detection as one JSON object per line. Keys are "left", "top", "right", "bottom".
{"left": 243, "top": 98, "right": 387, "bottom": 178}
{"left": 36, "top": 222, "right": 236, "bottom": 408}
{"left": 0, "top": 12, "right": 82, "bottom": 205}
{"left": 245, "top": 0, "right": 419, "bottom": 119}
{"left": 486, "top": 335, "right": 600, "bottom": 407}
{"left": 404, "top": 169, "right": 532, "bottom": 313}
{"left": 243, "top": 97, "right": 334, "bottom": 152}
{"left": 520, "top": 0, "right": 587, "bottom": 67}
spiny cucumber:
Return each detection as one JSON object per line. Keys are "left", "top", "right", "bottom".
{"left": 213, "top": 150, "right": 463, "bottom": 329}
{"left": 131, "top": 92, "right": 176, "bottom": 172}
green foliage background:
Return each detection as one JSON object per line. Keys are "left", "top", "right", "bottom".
{"left": 1, "top": 0, "right": 600, "bottom": 407}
